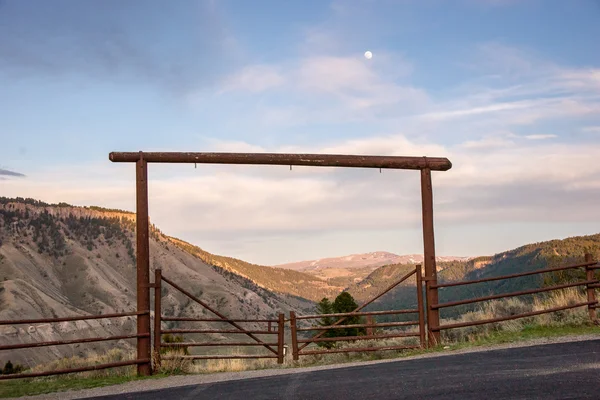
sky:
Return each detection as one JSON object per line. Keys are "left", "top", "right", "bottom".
{"left": 1, "top": 0, "right": 600, "bottom": 265}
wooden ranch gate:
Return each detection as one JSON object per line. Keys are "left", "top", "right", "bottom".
{"left": 153, "top": 269, "right": 285, "bottom": 367}
{"left": 290, "top": 265, "right": 426, "bottom": 358}
{"left": 109, "top": 151, "right": 452, "bottom": 374}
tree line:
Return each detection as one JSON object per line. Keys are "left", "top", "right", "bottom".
{"left": 315, "top": 292, "right": 366, "bottom": 349}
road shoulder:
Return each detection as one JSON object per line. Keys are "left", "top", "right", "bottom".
{"left": 9, "top": 333, "right": 600, "bottom": 400}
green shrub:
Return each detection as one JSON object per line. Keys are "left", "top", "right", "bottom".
{"left": 161, "top": 334, "right": 189, "bottom": 355}
{"left": 0, "top": 360, "right": 24, "bottom": 375}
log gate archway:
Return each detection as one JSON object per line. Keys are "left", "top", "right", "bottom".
{"left": 109, "top": 151, "right": 452, "bottom": 375}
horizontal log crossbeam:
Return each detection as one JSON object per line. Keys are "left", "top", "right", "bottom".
{"left": 109, "top": 152, "right": 452, "bottom": 171}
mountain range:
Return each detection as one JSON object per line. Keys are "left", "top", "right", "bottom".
{"left": 1, "top": 196, "right": 598, "bottom": 366}
{"left": 275, "top": 252, "right": 470, "bottom": 289}
{"left": 276, "top": 252, "right": 470, "bottom": 271}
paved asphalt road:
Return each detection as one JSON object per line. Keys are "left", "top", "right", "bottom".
{"left": 88, "top": 340, "right": 600, "bottom": 400}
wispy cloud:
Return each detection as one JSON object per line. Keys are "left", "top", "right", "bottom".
{"left": 0, "top": 168, "right": 25, "bottom": 177}
{"left": 582, "top": 126, "right": 600, "bottom": 134}
{"left": 523, "top": 134, "right": 557, "bottom": 140}
{"left": 220, "top": 65, "right": 285, "bottom": 93}
{"left": 4, "top": 133, "right": 599, "bottom": 231}
{"left": 419, "top": 43, "right": 600, "bottom": 130}
{"left": 217, "top": 52, "right": 428, "bottom": 127}
{"left": 216, "top": 37, "right": 600, "bottom": 134}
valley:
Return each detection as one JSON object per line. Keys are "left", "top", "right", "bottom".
{"left": 275, "top": 252, "right": 470, "bottom": 289}
{"left": 1, "top": 196, "right": 599, "bottom": 367}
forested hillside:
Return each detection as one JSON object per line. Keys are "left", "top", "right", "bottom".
{"left": 352, "top": 234, "right": 600, "bottom": 318}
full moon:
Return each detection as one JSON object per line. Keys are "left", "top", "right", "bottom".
{"left": 364, "top": 51, "right": 373, "bottom": 60}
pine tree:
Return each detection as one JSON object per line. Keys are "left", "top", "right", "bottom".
{"left": 3, "top": 361, "right": 13, "bottom": 375}
{"left": 315, "top": 298, "right": 336, "bottom": 348}
{"left": 332, "top": 292, "right": 364, "bottom": 337}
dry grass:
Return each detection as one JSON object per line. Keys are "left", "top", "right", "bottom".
{"left": 27, "top": 348, "right": 136, "bottom": 379}
{"left": 189, "top": 357, "right": 279, "bottom": 374}
{"left": 440, "top": 288, "right": 589, "bottom": 343}
{"left": 154, "top": 348, "right": 192, "bottom": 375}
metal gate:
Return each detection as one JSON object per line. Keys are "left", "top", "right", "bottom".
{"left": 152, "top": 269, "right": 285, "bottom": 369}
{"left": 289, "top": 265, "right": 426, "bottom": 359}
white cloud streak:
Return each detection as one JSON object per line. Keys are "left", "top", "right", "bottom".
{"left": 4, "top": 134, "right": 600, "bottom": 235}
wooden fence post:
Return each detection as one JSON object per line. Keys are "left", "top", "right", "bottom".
{"left": 365, "top": 315, "right": 375, "bottom": 336}
{"left": 415, "top": 265, "right": 426, "bottom": 348}
{"left": 421, "top": 167, "right": 440, "bottom": 346}
{"left": 277, "top": 313, "right": 285, "bottom": 364}
{"left": 290, "top": 311, "right": 299, "bottom": 361}
{"left": 136, "top": 155, "right": 152, "bottom": 376}
{"left": 585, "top": 253, "right": 597, "bottom": 323}
{"left": 153, "top": 268, "right": 162, "bottom": 371}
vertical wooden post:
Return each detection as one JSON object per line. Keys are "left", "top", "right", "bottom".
{"left": 153, "top": 268, "right": 162, "bottom": 371}
{"left": 365, "top": 315, "right": 374, "bottom": 336}
{"left": 136, "top": 154, "right": 152, "bottom": 376}
{"left": 585, "top": 253, "right": 597, "bottom": 323}
{"left": 421, "top": 167, "right": 440, "bottom": 346}
{"left": 277, "top": 313, "right": 285, "bottom": 364}
{"left": 290, "top": 311, "right": 299, "bottom": 361}
{"left": 415, "top": 265, "right": 426, "bottom": 348}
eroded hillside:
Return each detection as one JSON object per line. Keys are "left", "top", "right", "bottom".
{"left": 0, "top": 198, "right": 314, "bottom": 366}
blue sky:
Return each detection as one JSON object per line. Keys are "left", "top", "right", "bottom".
{"left": 2, "top": 0, "right": 600, "bottom": 265}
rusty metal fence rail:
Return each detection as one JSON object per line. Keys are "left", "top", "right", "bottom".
{"left": 153, "top": 269, "right": 285, "bottom": 368}
{"left": 0, "top": 312, "right": 151, "bottom": 380}
{"left": 428, "top": 254, "right": 599, "bottom": 335}
{"left": 290, "top": 265, "right": 426, "bottom": 359}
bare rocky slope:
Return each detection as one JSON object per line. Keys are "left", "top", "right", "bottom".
{"left": 0, "top": 198, "right": 314, "bottom": 367}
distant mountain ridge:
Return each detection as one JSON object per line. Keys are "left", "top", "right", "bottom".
{"left": 274, "top": 251, "right": 472, "bottom": 272}
{"left": 273, "top": 252, "right": 471, "bottom": 289}
{"left": 275, "top": 251, "right": 471, "bottom": 272}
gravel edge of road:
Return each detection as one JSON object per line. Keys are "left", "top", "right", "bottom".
{"left": 9, "top": 333, "right": 600, "bottom": 400}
